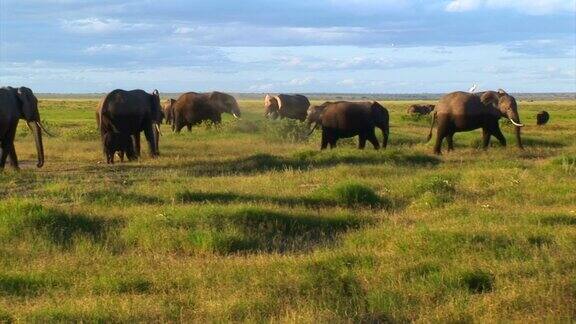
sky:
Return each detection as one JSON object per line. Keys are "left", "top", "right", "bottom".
{"left": 0, "top": 0, "right": 575, "bottom": 93}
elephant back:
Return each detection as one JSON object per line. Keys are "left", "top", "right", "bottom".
{"left": 320, "top": 101, "right": 375, "bottom": 130}
{"left": 277, "top": 94, "right": 310, "bottom": 120}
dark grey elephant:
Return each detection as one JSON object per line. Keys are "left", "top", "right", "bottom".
{"left": 172, "top": 91, "right": 241, "bottom": 133}
{"left": 427, "top": 89, "right": 524, "bottom": 154}
{"left": 96, "top": 89, "right": 162, "bottom": 163}
{"left": 264, "top": 94, "right": 310, "bottom": 121}
{"left": 306, "top": 101, "right": 389, "bottom": 150}
{"left": 536, "top": 111, "right": 549, "bottom": 126}
{"left": 0, "top": 86, "right": 49, "bottom": 170}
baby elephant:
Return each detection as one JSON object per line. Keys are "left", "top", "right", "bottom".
{"left": 536, "top": 111, "right": 549, "bottom": 126}
{"left": 103, "top": 132, "right": 136, "bottom": 164}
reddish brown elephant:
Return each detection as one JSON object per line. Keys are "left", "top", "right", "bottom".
{"left": 427, "top": 89, "right": 524, "bottom": 154}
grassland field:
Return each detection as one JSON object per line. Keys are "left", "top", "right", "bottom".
{"left": 0, "top": 97, "right": 575, "bottom": 322}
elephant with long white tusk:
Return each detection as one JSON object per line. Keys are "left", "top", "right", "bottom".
{"left": 264, "top": 94, "right": 310, "bottom": 121}
{"left": 427, "top": 89, "right": 524, "bottom": 154}
{"left": 171, "top": 91, "right": 241, "bottom": 133}
{"left": 0, "top": 86, "right": 46, "bottom": 170}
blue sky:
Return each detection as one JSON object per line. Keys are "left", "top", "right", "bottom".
{"left": 0, "top": 0, "right": 575, "bottom": 93}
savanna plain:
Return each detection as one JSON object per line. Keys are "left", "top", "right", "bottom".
{"left": 0, "top": 97, "right": 575, "bottom": 322}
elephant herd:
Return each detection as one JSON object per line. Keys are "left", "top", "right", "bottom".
{"left": 0, "top": 86, "right": 553, "bottom": 170}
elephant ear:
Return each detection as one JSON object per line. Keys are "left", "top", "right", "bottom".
{"left": 209, "top": 92, "right": 228, "bottom": 113}
{"left": 17, "top": 87, "right": 39, "bottom": 121}
{"left": 480, "top": 91, "right": 499, "bottom": 107}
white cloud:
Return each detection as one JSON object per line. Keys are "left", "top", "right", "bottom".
{"left": 446, "top": 0, "right": 481, "bottom": 12}
{"left": 83, "top": 44, "right": 143, "bottom": 54}
{"left": 446, "top": 0, "right": 576, "bottom": 14}
{"left": 61, "top": 18, "right": 152, "bottom": 33}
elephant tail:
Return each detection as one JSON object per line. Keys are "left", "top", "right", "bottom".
{"left": 98, "top": 92, "right": 121, "bottom": 134}
{"left": 426, "top": 111, "right": 437, "bottom": 142}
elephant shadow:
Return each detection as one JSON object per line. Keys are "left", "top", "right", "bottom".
{"left": 161, "top": 207, "right": 368, "bottom": 254}
{"left": 169, "top": 151, "right": 440, "bottom": 177}
{"left": 21, "top": 207, "right": 120, "bottom": 249}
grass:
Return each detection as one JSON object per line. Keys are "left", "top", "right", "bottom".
{"left": 0, "top": 98, "right": 574, "bottom": 321}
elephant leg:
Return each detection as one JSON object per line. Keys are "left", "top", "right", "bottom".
{"left": 368, "top": 131, "right": 380, "bottom": 150}
{"left": 132, "top": 134, "right": 141, "bottom": 157}
{"left": 0, "top": 143, "right": 7, "bottom": 170}
{"left": 381, "top": 126, "right": 389, "bottom": 149}
{"left": 446, "top": 133, "right": 455, "bottom": 151}
{"left": 358, "top": 134, "right": 367, "bottom": 149}
{"left": 187, "top": 124, "right": 192, "bottom": 132}
{"left": 118, "top": 151, "right": 125, "bottom": 163}
{"left": 493, "top": 128, "right": 507, "bottom": 147}
{"left": 329, "top": 137, "right": 337, "bottom": 149}
{"left": 482, "top": 128, "right": 491, "bottom": 150}
{"left": 433, "top": 129, "right": 445, "bottom": 155}
{"left": 143, "top": 123, "right": 158, "bottom": 157}
{"left": 8, "top": 145, "right": 19, "bottom": 169}
{"left": 321, "top": 130, "right": 328, "bottom": 150}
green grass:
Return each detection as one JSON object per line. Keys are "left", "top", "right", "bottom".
{"left": 0, "top": 98, "right": 575, "bottom": 321}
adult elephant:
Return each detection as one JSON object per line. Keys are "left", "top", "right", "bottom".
{"left": 306, "top": 101, "right": 389, "bottom": 150}
{"left": 162, "top": 98, "right": 176, "bottom": 125}
{"left": 172, "top": 91, "right": 241, "bottom": 133}
{"left": 264, "top": 94, "right": 310, "bottom": 121}
{"left": 96, "top": 89, "right": 162, "bottom": 160}
{"left": 0, "top": 86, "right": 48, "bottom": 170}
{"left": 536, "top": 111, "right": 549, "bottom": 126}
{"left": 427, "top": 89, "right": 524, "bottom": 154}
{"left": 407, "top": 104, "right": 435, "bottom": 115}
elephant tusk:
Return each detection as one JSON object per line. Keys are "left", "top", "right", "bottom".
{"left": 509, "top": 118, "right": 524, "bottom": 127}
{"left": 155, "top": 123, "right": 163, "bottom": 136}
{"left": 306, "top": 123, "right": 318, "bottom": 137}
{"left": 37, "top": 121, "right": 55, "bottom": 137}
{"left": 232, "top": 113, "right": 240, "bottom": 119}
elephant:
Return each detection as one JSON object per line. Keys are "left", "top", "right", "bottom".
{"left": 306, "top": 101, "right": 389, "bottom": 150}
{"left": 96, "top": 89, "right": 162, "bottom": 161}
{"left": 172, "top": 91, "right": 241, "bottom": 133}
{"left": 407, "top": 104, "right": 435, "bottom": 115}
{"left": 0, "top": 86, "right": 49, "bottom": 170}
{"left": 264, "top": 94, "right": 310, "bottom": 121}
{"left": 427, "top": 89, "right": 524, "bottom": 154}
{"left": 536, "top": 111, "right": 549, "bottom": 126}
{"left": 102, "top": 131, "right": 135, "bottom": 164}
{"left": 162, "top": 98, "right": 176, "bottom": 125}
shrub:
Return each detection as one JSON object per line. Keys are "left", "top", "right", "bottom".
{"left": 460, "top": 269, "right": 494, "bottom": 294}
{"left": 331, "top": 182, "right": 383, "bottom": 208}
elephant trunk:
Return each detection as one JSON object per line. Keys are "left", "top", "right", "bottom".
{"left": 306, "top": 122, "right": 318, "bottom": 137}
{"left": 507, "top": 111, "right": 524, "bottom": 149}
{"left": 515, "top": 125, "right": 523, "bottom": 149}
{"left": 27, "top": 121, "right": 45, "bottom": 168}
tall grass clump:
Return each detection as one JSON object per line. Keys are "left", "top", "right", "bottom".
{"left": 264, "top": 119, "right": 311, "bottom": 143}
